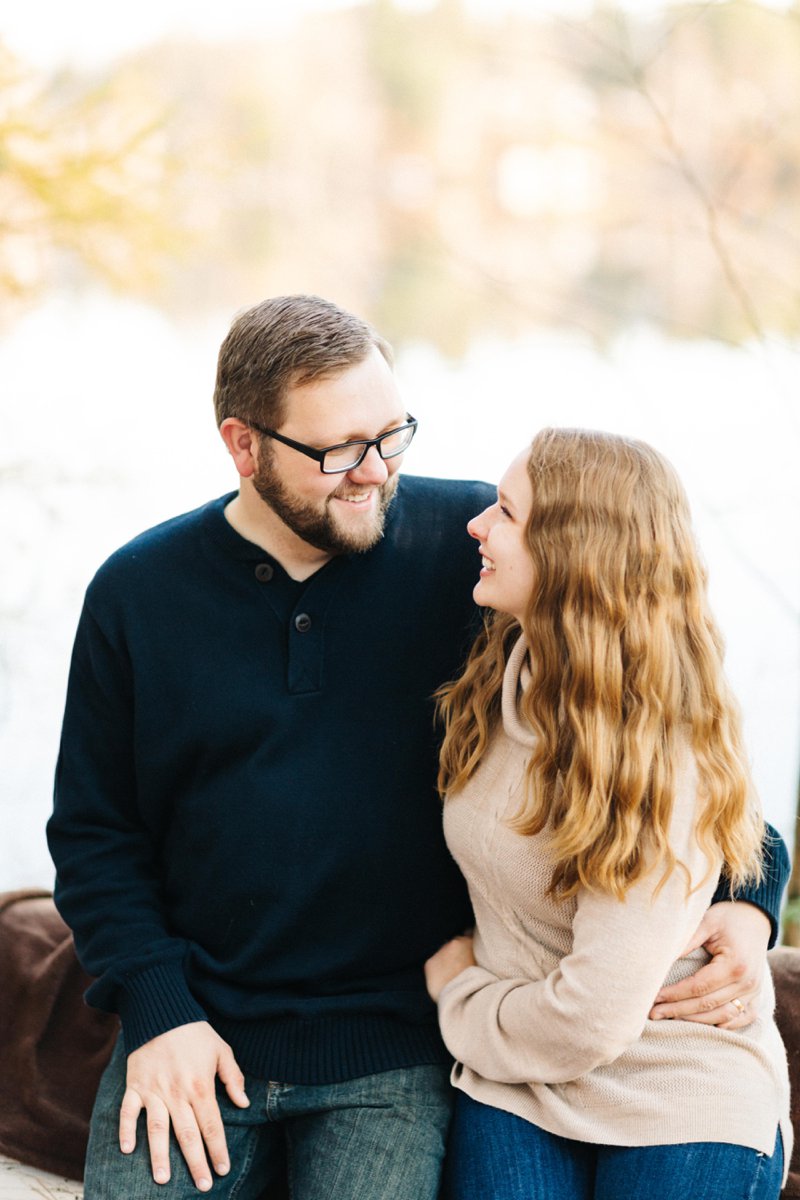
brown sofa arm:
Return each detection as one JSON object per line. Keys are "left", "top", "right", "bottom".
{"left": 0, "top": 889, "right": 118, "bottom": 1180}
{"left": 769, "top": 946, "right": 800, "bottom": 1197}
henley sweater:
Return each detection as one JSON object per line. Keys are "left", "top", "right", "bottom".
{"left": 49, "top": 474, "right": 788, "bottom": 1086}
{"left": 438, "top": 635, "right": 792, "bottom": 1174}
{"left": 48, "top": 475, "right": 492, "bottom": 1083}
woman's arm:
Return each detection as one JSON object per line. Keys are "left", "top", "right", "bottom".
{"left": 432, "top": 762, "right": 722, "bottom": 1085}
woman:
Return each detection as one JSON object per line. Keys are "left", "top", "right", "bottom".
{"left": 425, "top": 428, "right": 791, "bottom": 1200}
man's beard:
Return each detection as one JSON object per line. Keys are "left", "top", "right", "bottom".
{"left": 252, "top": 454, "right": 399, "bottom": 556}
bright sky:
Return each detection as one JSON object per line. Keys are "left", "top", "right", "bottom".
{"left": 4, "top": 0, "right": 794, "bottom": 70}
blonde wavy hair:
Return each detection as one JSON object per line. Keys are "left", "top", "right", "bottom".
{"left": 437, "top": 428, "right": 763, "bottom": 900}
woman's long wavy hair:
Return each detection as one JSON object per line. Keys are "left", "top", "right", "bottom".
{"left": 437, "top": 428, "right": 763, "bottom": 900}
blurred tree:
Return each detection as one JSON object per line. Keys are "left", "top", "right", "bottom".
{"left": 558, "top": 2, "right": 800, "bottom": 344}
{"left": 3, "top": 1, "right": 800, "bottom": 347}
{"left": 0, "top": 43, "right": 182, "bottom": 321}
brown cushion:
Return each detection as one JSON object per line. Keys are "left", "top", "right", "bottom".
{"left": 0, "top": 888, "right": 118, "bottom": 1180}
{"left": 769, "top": 946, "right": 800, "bottom": 1197}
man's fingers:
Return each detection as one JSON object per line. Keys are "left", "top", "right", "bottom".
{"left": 128, "top": 1087, "right": 231, "bottom": 1190}
{"left": 120, "top": 1024, "right": 243, "bottom": 1187}
{"left": 651, "top": 969, "right": 757, "bottom": 1023}
{"left": 651, "top": 988, "right": 740, "bottom": 1021}
{"left": 192, "top": 1094, "right": 232, "bottom": 1180}
{"left": 678, "top": 997, "right": 755, "bottom": 1029}
{"left": 653, "top": 901, "right": 768, "bottom": 1029}
{"left": 217, "top": 1045, "right": 249, "bottom": 1110}
{"left": 144, "top": 1096, "right": 173, "bottom": 1186}
{"left": 119, "top": 1086, "right": 143, "bottom": 1154}
{"left": 169, "top": 1101, "right": 215, "bottom": 1192}
{"left": 653, "top": 955, "right": 747, "bottom": 1006}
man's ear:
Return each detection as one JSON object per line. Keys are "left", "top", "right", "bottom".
{"left": 220, "top": 418, "right": 258, "bottom": 478}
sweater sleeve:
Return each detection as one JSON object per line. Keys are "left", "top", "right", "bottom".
{"left": 709, "top": 823, "right": 790, "bottom": 949}
{"left": 47, "top": 598, "right": 208, "bottom": 1051}
{"left": 437, "top": 762, "right": 720, "bottom": 1086}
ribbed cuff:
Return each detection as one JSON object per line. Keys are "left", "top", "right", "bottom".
{"left": 113, "top": 960, "right": 208, "bottom": 1053}
{"left": 711, "top": 824, "right": 791, "bottom": 949}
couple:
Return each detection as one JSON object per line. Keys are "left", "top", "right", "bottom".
{"left": 48, "top": 295, "right": 791, "bottom": 1199}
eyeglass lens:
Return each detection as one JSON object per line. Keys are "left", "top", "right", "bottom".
{"left": 322, "top": 424, "right": 415, "bottom": 472}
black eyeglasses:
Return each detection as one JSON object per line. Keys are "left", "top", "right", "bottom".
{"left": 248, "top": 415, "right": 418, "bottom": 474}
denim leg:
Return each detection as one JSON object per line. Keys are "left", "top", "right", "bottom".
{"left": 83, "top": 1037, "right": 284, "bottom": 1200}
{"left": 442, "top": 1091, "right": 594, "bottom": 1200}
{"left": 282, "top": 1064, "right": 453, "bottom": 1200}
{"left": 595, "top": 1132, "right": 784, "bottom": 1200}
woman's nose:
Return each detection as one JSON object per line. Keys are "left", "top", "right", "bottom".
{"left": 467, "top": 509, "right": 488, "bottom": 541}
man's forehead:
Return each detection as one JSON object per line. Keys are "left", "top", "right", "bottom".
{"left": 280, "top": 358, "right": 405, "bottom": 441}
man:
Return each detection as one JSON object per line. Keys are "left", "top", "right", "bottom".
{"left": 48, "top": 295, "right": 788, "bottom": 1199}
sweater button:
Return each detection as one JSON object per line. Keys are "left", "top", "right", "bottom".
{"left": 255, "top": 563, "right": 274, "bottom": 582}
{"left": 294, "top": 613, "right": 312, "bottom": 633}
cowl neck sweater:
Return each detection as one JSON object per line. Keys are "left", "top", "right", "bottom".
{"left": 438, "top": 635, "right": 791, "bottom": 1174}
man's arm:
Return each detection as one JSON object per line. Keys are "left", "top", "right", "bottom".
{"left": 48, "top": 595, "right": 248, "bottom": 1190}
{"left": 48, "top": 599, "right": 205, "bottom": 1039}
{"left": 649, "top": 823, "right": 790, "bottom": 1027}
{"left": 710, "top": 825, "right": 790, "bottom": 949}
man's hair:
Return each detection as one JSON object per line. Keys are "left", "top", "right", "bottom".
{"left": 213, "top": 294, "right": 393, "bottom": 429}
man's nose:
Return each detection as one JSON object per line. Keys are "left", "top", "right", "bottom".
{"left": 347, "top": 444, "right": 389, "bottom": 485}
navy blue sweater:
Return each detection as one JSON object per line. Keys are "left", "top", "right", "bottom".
{"left": 48, "top": 474, "right": 789, "bottom": 1085}
{"left": 49, "top": 476, "right": 494, "bottom": 1082}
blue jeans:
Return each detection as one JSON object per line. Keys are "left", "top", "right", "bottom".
{"left": 443, "top": 1091, "right": 783, "bottom": 1200}
{"left": 84, "top": 1038, "right": 452, "bottom": 1199}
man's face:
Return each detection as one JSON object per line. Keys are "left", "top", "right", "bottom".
{"left": 252, "top": 347, "right": 408, "bottom": 556}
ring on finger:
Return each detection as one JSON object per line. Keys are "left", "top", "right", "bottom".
{"left": 731, "top": 997, "right": 745, "bottom": 1015}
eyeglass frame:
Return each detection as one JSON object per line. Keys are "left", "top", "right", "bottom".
{"left": 247, "top": 414, "right": 418, "bottom": 474}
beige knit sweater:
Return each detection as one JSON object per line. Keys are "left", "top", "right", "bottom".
{"left": 438, "top": 635, "right": 792, "bottom": 1172}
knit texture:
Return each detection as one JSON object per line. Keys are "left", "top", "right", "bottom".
{"left": 48, "top": 475, "right": 492, "bottom": 1083}
{"left": 439, "top": 635, "right": 793, "bottom": 1174}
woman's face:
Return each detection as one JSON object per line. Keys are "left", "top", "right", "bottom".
{"left": 467, "top": 449, "right": 534, "bottom": 623}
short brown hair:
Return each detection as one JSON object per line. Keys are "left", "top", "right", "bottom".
{"left": 213, "top": 294, "right": 393, "bottom": 429}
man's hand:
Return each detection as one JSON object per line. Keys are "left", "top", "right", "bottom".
{"left": 120, "top": 1020, "right": 249, "bottom": 1191}
{"left": 424, "top": 934, "right": 476, "bottom": 1003}
{"left": 649, "top": 901, "right": 770, "bottom": 1029}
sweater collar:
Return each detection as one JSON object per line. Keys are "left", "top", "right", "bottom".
{"left": 500, "top": 634, "right": 537, "bottom": 749}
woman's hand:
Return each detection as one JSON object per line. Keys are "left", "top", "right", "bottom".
{"left": 424, "top": 934, "right": 477, "bottom": 1002}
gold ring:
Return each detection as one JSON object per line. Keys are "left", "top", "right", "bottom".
{"left": 731, "top": 997, "right": 745, "bottom": 1014}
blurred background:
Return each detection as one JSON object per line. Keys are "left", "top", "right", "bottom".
{"left": 1, "top": 0, "right": 798, "bottom": 934}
